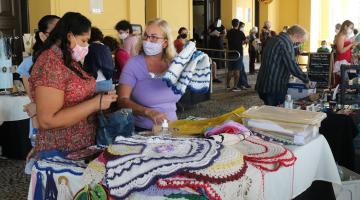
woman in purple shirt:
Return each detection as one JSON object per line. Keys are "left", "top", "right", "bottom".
{"left": 117, "top": 18, "right": 180, "bottom": 131}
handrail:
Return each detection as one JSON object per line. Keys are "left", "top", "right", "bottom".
{"left": 197, "top": 48, "right": 241, "bottom": 62}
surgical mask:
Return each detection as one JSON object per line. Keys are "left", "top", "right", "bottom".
{"left": 321, "top": 45, "right": 327, "bottom": 49}
{"left": 294, "top": 42, "right": 301, "bottom": 49}
{"left": 347, "top": 29, "right": 355, "bottom": 38}
{"left": 119, "top": 32, "right": 128, "bottom": 40}
{"left": 143, "top": 41, "right": 163, "bottom": 56}
{"left": 335, "top": 29, "right": 340, "bottom": 34}
{"left": 216, "top": 20, "right": 222, "bottom": 28}
{"left": 71, "top": 38, "right": 89, "bottom": 62}
{"left": 180, "top": 33, "right": 187, "bottom": 39}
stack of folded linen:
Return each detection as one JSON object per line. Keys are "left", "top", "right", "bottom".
{"left": 242, "top": 106, "right": 327, "bottom": 145}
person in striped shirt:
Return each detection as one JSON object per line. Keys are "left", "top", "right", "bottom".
{"left": 255, "top": 25, "right": 310, "bottom": 106}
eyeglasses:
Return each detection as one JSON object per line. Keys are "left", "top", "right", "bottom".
{"left": 142, "top": 33, "right": 166, "bottom": 42}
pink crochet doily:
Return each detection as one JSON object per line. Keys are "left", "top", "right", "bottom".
{"left": 240, "top": 136, "right": 297, "bottom": 172}
{"left": 157, "top": 176, "right": 221, "bottom": 200}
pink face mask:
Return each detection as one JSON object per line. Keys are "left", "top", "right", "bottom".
{"left": 71, "top": 36, "right": 89, "bottom": 62}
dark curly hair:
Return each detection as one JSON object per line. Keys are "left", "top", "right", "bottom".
{"left": 32, "top": 12, "right": 91, "bottom": 79}
{"left": 102, "top": 36, "right": 120, "bottom": 52}
{"left": 114, "top": 20, "right": 133, "bottom": 34}
{"left": 89, "top": 27, "right": 104, "bottom": 43}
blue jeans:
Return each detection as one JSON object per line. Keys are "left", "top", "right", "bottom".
{"left": 258, "top": 92, "right": 286, "bottom": 106}
{"left": 96, "top": 80, "right": 113, "bottom": 93}
{"left": 236, "top": 56, "right": 249, "bottom": 87}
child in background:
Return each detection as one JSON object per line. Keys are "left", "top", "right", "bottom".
{"left": 317, "top": 40, "right": 330, "bottom": 53}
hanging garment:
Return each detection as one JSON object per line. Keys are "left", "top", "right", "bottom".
{"left": 163, "top": 41, "right": 211, "bottom": 95}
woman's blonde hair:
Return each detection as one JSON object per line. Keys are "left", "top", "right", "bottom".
{"left": 137, "top": 18, "right": 176, "bottom": 63}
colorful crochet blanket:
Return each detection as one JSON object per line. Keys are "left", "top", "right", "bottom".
{"left": 163, "top": 41, "right": 211, "bottom": 95}
{"left": 104, "top": 136, "right": 222, "bottom": 199}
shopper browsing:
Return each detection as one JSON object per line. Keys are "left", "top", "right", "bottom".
{"left": 256, "top": 25, "right": 311, "bottom": 106}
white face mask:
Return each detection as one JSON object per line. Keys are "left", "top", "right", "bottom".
{"left": 321, "top": 45, "right": 327, "bottom": 48}
{"left": 347, "top": 29, "right": 355, "bottom": 39}
{"left": 143, "top": 41, "right": 163, "bottom": 56}
{"left": 119, "top": 32, "right": 128, "bottom": 40}
{"left": 216, "top": 20, "right": 222, "bottom": 28}
{"left": 71, "top": 35, "right": 89, "bottom": 62}
{"left": 335, "top": 29, "right": 340, "bottom": 34}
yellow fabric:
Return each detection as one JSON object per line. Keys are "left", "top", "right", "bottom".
{"left": 170, "top": 107, "right": 246, "bottom": 135}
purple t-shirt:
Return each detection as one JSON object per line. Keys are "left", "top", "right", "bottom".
{"left": 119, "top": 55, "right": 181, "bottom": 129}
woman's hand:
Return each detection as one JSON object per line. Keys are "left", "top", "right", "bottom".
{"left": 23, "top": 102, "right": 37, "bottom": 118}
{"left": 352, "top": 41, "right": 359, "bottom": 48}
{"left": 26, "top": 148, "right": 35, "bottom": 162}
{"left": 145, "top": 109, "right": 168, "bottom": 125}
{"left": 95, "top": 91, "right": 118, "bottom": 111}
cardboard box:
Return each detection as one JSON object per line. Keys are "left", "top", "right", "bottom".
{"left": 334, "top": 166, "right": 360, "bottom": 200}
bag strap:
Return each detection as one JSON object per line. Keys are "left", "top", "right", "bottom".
{"left": 99, "top": 93, "right": 106, "bottom": 119}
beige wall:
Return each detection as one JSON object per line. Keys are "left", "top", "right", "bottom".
{"left": 29, "top": 0, "right": 145, "bottom": 37}
{"left": 28, "top": 0, "right": 52, "bottom": 33}
{"left": 145, "top": 0, "right": 193, "bottom": 39}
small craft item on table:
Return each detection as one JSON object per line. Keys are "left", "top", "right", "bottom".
{"left": 163, "top": 41, "right": 211, "bottom": 95}
{"left": 204, "top": 120, "right": 250, "bottom": 137}
{"left": 28, "top": 156, "right": 87, "bottom": 200}
{"left": 170, "top": 106, "right": 245, "bottom": 135}
{"left": 103, "top": 136, "right": 222, "bottom": 199}
{"left": 242, "top": 106, "right": 327, "bottom": 145}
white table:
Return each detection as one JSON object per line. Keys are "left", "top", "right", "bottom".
{"left": 27, "top": 135, "right": 340, "bottom": 200}
{"left": 0, "top": 95, "right": 30, "bottom": 125}
{"left": 264, "top": 134, "right": 341, "bottom": 200}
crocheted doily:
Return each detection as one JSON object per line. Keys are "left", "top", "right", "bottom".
{"left": 182, "top": 146, "right": 248, "bottom": 184}
{"left": 105, "top": 136, "right": 222, "bottom": 199}
{"left": 34, "top": 156, "right": 87, "bottom": 176}
{"left": 236, "top": 136, "right": 296, "bottom": 172}
{"left": 157, "top": 176, "right": 221, "bottom": 200}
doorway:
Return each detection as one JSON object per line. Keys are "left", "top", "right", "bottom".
{"left": 192, "top": 0, "right": 220, "bottom": 48}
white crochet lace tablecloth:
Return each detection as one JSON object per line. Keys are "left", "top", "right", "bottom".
{"left": 263, "top": 134, "right": 341, "bottom": 200}
{"left": 0, "top": 95, "right": 30, "bottom": 124}
{"left": 27, "top": 135, "right": 340, "bottom": 200}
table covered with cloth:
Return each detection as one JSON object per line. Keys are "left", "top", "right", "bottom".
{"left": 0, "top": 95, "right": 31, "bottom": 159}
{"left": 0, "top": 95, "right": 30, "bottom": 124}
{"left": 27, "top": 134, "right": 340, "bottom": 200}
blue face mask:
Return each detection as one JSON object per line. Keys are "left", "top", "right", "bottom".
{"left": 143, "top": 41, "right": 163, "bottom": 56}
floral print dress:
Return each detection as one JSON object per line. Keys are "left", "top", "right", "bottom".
{"left": 29, "top": 45, "right": 96, "bottom": 153}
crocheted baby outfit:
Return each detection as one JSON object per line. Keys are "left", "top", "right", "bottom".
{"left": 163, "top": 41, "right": 211, "bottom": 95}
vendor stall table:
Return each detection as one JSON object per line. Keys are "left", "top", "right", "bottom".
{"left": 0, "top": 95, "right": 31, "bottom": 159}
{"left": 27, "top": 135, "right": 340, "bottom": 200}
{"left": 0, "top": 95, "right": 30, "bottom": 124}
